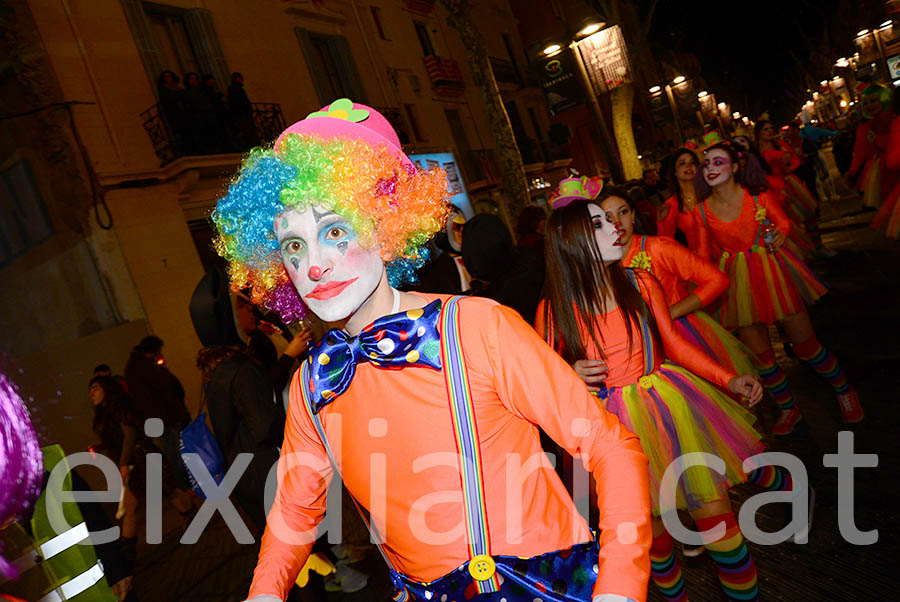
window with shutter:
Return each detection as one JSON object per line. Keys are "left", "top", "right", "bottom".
{"left": 295, "top": 28, "right": 369, "bottom": 106}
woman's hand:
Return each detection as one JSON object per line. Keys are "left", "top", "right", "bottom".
{"left": 572, "top": 359, "right": 609, "bottom": 393}
{"left": 284, "top": 327, "right": 313, "bottom": 358}
{"left": 728, "top": 375, "right": 763, "bottom": 406}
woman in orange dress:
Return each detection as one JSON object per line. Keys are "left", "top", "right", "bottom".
{"left": 846, "top": 84, "right": 896, "bottom": 210}
{"left": 693, "top": 142, "right": 863, "bottom": 435}
{"left": 756, "top": 120, "right": 826, "bottom": 253}
{"left": 657, "top": 147, "right": 705, "bottom": 253}
{"left": 602, "top": 193, "right": 757, "bottom": 383}
{"left": 539, "top": 181, "right": 778, "bottom": 602}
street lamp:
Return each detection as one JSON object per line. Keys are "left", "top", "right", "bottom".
{"left": 857, "top": 29, "right": 870, "bottom": 37}
{"left": 542, "top": 43, "right": 562, "bottom": 56}
{"left": 578, "top": 22, "right": 602, "bottom": 37}
{"left": 673, "top": 75, "right": 686, "bottom": 85}
{"left": 732, "top": 111, "right": 741, "bottom": 119}
{"left": 698, "top": 91, "right": 708, "bottom": 98}
{"left": 649, "top": 85, "right": 661, "bottom": 93}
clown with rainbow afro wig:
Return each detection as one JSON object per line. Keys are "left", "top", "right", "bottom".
{"left": 213, "top": 98, "right": 449, "bottom": 323}
{"left": 223, "top": 99, "right": 652, "bottom": 602}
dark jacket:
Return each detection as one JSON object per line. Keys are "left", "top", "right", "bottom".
{"left": 124, "top": 352, "right": 188, "bottom": 430}
{"left": 462, "top": 214, "right": 545, "bottom": 325}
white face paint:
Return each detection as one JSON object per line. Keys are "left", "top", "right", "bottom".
{"left": 275, "top": 206, "right": 384, "bottom": 323}
{"left": 588, "top": 203, "right": 623, "bottom": 261}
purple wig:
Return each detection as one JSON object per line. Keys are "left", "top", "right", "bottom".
{"left": 0, "top": 371, "right": 43, "bottom": 578}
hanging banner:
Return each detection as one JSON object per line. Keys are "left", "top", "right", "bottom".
{"left": 577, "top": 25, "right": 632, "bottom": 95}
{"left": 671, "top": 80, "right": 700, "bottom": 116}
{"left": 856, "top": 32, "right": 880, "bottom": 65}
{"left": 698, "top": 94, "right": 718, "bottom": 123}
{"left": 537, "top": 49, "right": 582, "bottom": 115}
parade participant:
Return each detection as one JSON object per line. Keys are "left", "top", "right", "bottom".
{"left": 600, "top": 190, "right": 757, "bottom": 383}
{"left": 694, "top": 142, "right": 863, "bottom": 435}
{"left": 871, "top": 99, "right": 900, "bottom": 238}
{"left": 657, "top": 147, "right": 705, "bottom": 252}
{"left": 755, "top": 121, "right": 828, "bottom": 254}
{"left": 846, "top": 84, "right": 896, "bottom": 210}
{"left": 537, "top": 181, "right": 769, "bottom": 602}
{"left": 213, "top": 99, "right": 652, "bottom": 602}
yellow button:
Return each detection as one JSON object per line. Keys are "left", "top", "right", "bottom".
{"left": 468, "top": 554, "right": 496, "bottom": 581}
{"left": 639, "top": 376, "right": 653, "bottom": 389}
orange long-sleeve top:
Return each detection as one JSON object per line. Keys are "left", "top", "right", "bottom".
{"left": 693, "top": 190, "right": 791, "bottom": 260}
{"left": 848, "top": 112, "right": 895, "bottom": 177}
{"left": 535, "top": 271, "right": 735, "bottom": 391}
{"left": 622, "top": 235, "right": 729, "bottom": 308}
{"left": 657, "top": 196, "right": 704, "bottom": 254}
{"left": 249, "top": 294, "right": 652, "bottom": 601}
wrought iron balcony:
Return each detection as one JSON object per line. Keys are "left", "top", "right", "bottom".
{"left": 140, "top": 102, "right": 286, "bottom": 165}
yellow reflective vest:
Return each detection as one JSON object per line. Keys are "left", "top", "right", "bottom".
{"left": 0, "top": 445, "right": 118, "bottom": 601}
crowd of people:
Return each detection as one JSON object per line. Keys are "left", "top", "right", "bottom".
{"left": 157, "top": 70, "right": 259, "bottom": 156}
{"left": 2, "top": 90, "right": 887, "bottom": 602}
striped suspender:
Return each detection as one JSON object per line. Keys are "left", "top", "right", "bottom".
{"left": 299, "top": 296, "right": 499, "bottom": 596}
{"left": 625, "top": 269, "right": 656, "bottom": 376}
{"left": 439, "top": 296, "right": 500, "bottom": 593}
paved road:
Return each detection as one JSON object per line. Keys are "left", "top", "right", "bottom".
{"left": 130, "top": 196, "right": 898, "bottom": 601}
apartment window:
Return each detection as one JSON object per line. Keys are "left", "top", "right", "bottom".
{"left": 120, "top": 1, "right": 230, "bottom": 93}
{"left": 0, "top": 161, "right": 53, "bottom": 266}
{"left": 371, "top": 6, "right": 389, "bottom": 40}
{"left": 414, "top": 22, "right": 435, "bottom": 56}
{"left": 404, "top": 104, "right": 427, "bottom": 142}
{"left": 296, "top": 29, "right": 368, "bottom": 105}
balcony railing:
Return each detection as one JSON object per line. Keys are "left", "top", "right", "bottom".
{"left": 140, "top": 102, "right": 286, "bottom": 165}
{"left": 423, "top": 55, "right": 465, "bottom": 98}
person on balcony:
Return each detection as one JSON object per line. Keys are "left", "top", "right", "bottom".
{"left": 228, "top": 72, "right": 258, "bottom": 149}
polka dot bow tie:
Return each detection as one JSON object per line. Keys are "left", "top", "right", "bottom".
{"left": 307, "top": 299, "right": 444, "bottom": 413}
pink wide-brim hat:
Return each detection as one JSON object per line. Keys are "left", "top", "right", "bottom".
{"left": 274, "top": 98, "right": 414, "bottom": 169}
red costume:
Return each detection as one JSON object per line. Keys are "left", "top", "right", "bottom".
{"left": 657, "top": 195, "right": 704, "bottom": 253}
{"left": 871, "top": 115, "right": 900, "bottom": 238}
{"left": 848, "top": 110, "right": 897, "bottom": 209}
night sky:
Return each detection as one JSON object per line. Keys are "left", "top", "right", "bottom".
{"left": 645, "top": 0, "right": 888, "bottom": 122}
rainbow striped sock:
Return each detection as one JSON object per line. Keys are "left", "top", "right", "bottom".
{"left": 746, "top": 464, "right": 793, "bottom": 492}
{"left": 696, "top": 513, "right": 759, "bottom": 601}
{"left": 650, "top": 531, "right": 687, "bottom": 602}
{"left": 793, "top": 336, "right": 850, "bottom": 394}
{"left": 755, "top": 350, "right": 795, "bottom": 410}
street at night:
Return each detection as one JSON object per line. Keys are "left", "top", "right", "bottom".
{"left": 2, "top": 1, "right": 900, "bottom": 601}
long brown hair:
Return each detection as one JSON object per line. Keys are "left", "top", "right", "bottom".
{"left": 542, "top": 199, "right": 661, "bottom": 363}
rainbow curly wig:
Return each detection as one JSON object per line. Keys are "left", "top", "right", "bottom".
{"left": 212, "top": 100, "right": 449, "bottom": 323}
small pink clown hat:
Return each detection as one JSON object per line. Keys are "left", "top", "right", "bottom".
{"left": 275, "top": 98, "right": 414, "bottom": 169}
{"left": 550, "top": 176, "right": 604, "bottom": 210}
